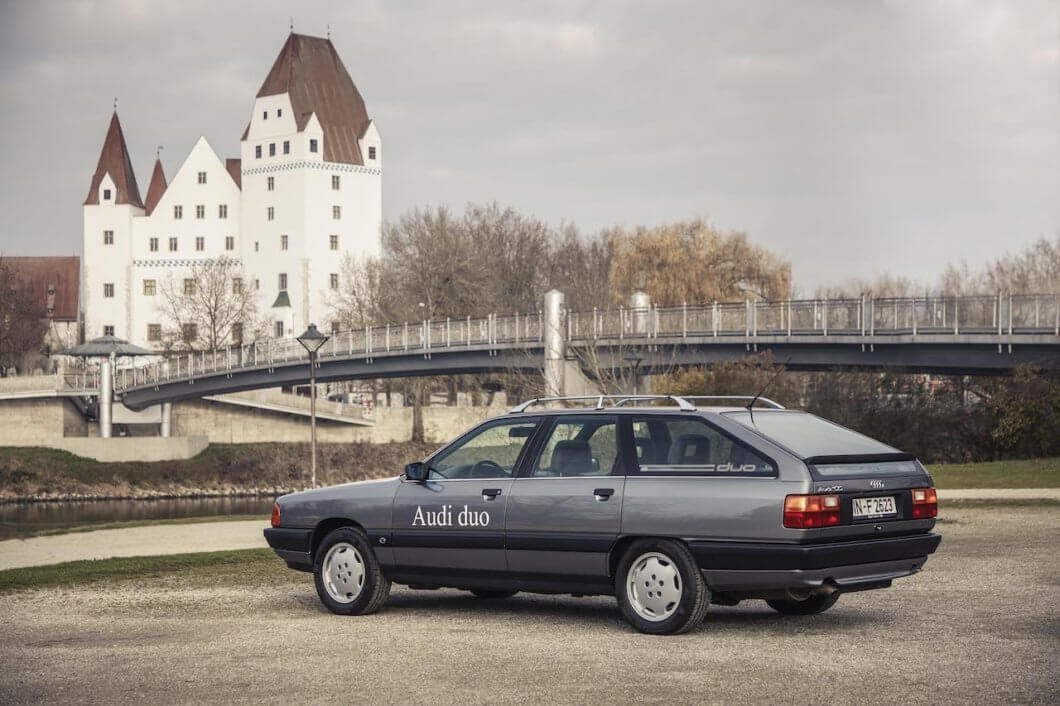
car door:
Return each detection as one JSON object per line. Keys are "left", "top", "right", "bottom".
{"left": 505, "top": 415, "right": 627, "bottom": 588}
{"left": 391, "top": 417, "right": 541, "bottom": 578}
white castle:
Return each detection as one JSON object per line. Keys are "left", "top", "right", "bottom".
{"left": 82, "top": 33, "right": 382, "bottom": 349}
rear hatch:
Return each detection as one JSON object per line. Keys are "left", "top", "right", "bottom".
{"left": 724, "top": 410, "right": 936, "bottom": 539}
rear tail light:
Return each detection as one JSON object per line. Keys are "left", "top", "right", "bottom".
{"left": 784, "top": 494, "right": 842, "bottom": 528}
{"left": 270, "top": 503, "right": 281, "bottom": 527}
{"left": 911, "top": 487, "right": 938, "bottom": 518}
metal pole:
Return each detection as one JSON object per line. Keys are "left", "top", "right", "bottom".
{"left": 309, "top": 350, "right": 317, "bottom": 488}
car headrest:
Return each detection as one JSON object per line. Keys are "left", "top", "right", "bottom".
{"left": 668, "top": 434, "right": 711, "bottom": 465}
{"left": 551, "top": 440, "right": 592, "bottom": 475}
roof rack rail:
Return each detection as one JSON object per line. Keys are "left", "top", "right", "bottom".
{"left": 509, "top": 395, "right": 697, "bottom": 414}
{"left": 681, "top": 396, "right": 785, "bottom": 409}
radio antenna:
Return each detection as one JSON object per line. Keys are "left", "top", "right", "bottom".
{"left": 746, "top": 357, "right": 791, "bottom": 424}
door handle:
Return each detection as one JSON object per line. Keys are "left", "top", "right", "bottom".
{"left": 593, "top": 488, "right": 615, "bottom": 502}
{"left": 482, "top": 488, "right": 503, "bottom": 501}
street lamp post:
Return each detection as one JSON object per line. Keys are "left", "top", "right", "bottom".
{"left": 297, "top": 324, "right": 330, "bottom": 487}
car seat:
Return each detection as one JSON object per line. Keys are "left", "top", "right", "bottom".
{"left": 550, "top": 440, "right": 594, "bottom": 476}
{"left": 668, "top": 434, "right": 711, "bottom": 465}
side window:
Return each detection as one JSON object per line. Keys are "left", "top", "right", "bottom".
{"left": 631, "top": 417, "right": 775, "bottom": 477}
{"left": 429, "top": 419, "right": 538, "bottom": 480}
{"left": 533, "top": 416, "right": 619, "bottom": 477}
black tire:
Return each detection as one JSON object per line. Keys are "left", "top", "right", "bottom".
{"left": 615, "top": 538, "right": 710, "bottom": 635}
{"left": 313, "top": 527, "right": 391, "bottom": 615}
{"left": 469, "top": 589, "right": 518, "bottom": 599}
{"left": 766, "top": 592, "right": 840, "bottom": 615}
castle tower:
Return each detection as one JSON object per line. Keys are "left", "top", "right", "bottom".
{"left": 240, "top": 32, "right": 382, "bottom": 338}
{"left": 83, "top": 112, "right": 144, "bottom": 340}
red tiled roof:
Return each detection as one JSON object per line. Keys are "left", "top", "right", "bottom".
{"left": 4, "top": 257, "right": 80, "bottom": 320}
{"left": 254, "top": 33, "right": 371, "bottom": 165}
{"left": 84, "top": 112, "right": 143, "bottom": 208}
{"left": 144, "top": 158, "right": 167, "bottom": 215}
{"left": 225, "top": 158, "right": 242, "bottom": 188}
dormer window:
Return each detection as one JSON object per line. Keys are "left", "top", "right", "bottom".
{"left": 368, "top": 146, "right": 376, "bottom": 160}
{"left": 103, "top": 188, "right": 112, "bottom": 200}
{"left": 309, "top": 139, "right": 318, "bottom": 153}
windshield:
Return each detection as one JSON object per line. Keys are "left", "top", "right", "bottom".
{"left": 724, "top": 410, "right": 902, "bottom": 460}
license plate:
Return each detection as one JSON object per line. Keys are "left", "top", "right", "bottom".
{"left": 852, "top": 496, "right": 897, "bottom": 519}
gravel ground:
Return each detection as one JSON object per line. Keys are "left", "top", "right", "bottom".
{"left": 0, "top": 506, "right": 1057, "bottom": 705}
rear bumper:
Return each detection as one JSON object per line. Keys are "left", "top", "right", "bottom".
{"left": 264, "top": 527, "right": 313, "bottom": 570}
{"left": 690, "top": 532, "right": 941, "bottom": 592}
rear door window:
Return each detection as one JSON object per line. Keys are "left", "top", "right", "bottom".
{"left": 630, "top": 416, "right": 775, "bottom": 477}
{"left": 533, "top": 416, "right": 619, "bottom": 477}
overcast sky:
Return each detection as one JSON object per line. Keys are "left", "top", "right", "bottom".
{"left": 0, "top": 0, "right": 1056, "bottom": 292}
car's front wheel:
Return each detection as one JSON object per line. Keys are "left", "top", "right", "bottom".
{"left": 615, "top": 539, "right": 710, "bottom": 635}
{"left": 766, "top": 591, "right": 839, "bottom": 615}
{"left": 313, "top": 527, "right": 391, "bottom": 615}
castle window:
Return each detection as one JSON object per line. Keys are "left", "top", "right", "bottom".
{"left": 103, "top": 230, "right": 114, "bottom": 245}
{"left": 169, "top": 237, "right": 178, "bottom": 251}
{"left": 103, "top": 188, "right": 112, "bottom": 200}
{"left": 182, "top": 323, "right": 197, "bottom": 343}
{"left": 283, "top": 140, "right": 290, "bottom": 154}
{"left": 280, "top": 234, "right": 288, "bottom": 251}
{"left": 174, "top": 205, "right": 183, "bottom": 219}
{"left": 263, "top": 111, "right": 267, "bottom": 120}
{"left": 197, "top": 171, "right": 207, "bottom": 184}
{"left": 254, "top": 241, "right": 259, "bottom": 252}
{"left": 184, "top": 279, "right": 196, "bottom": 295}
{"left": 255, "top": 145, "right": 262, "bottom": 159}
{"left": 275, "top": 321, "right": 285, "bottom": 337}
{"left": 103, "top": 283, "right": 114, "bottom": 298}
{"left": 147, "top": 324, "right": 162, "bottom": 342}
{"left": 331, "top": 175, "right": 340, "bottom": 190}
{"left": 103, "top": 325, "right": 115, "bottom": 336}
{"left": 195, "top": 204, "right": 205, "bottom": 219}
{"left": 225, "top": 236, "right": 234, "bottom": 251}
{"left": 329, "top": 234, "right": 338, "bottom": 251}
{"left": 195, "top": 236, "right": 205, "bottom": 251}
{"left": 219, "top": 204, "right": 228, "bottom": 219}
{"left": 329, "top": 273, "right": 339, "bottom": 290}
{"left": 278, "top": 273, "right": 287, "bottom": 291}
{"left": 277, "top": 109, "right": 282, "bottom": 118}
{"left": 149, "top": 237, "right": 159, "bottom": 252}
{"left": 309, "top": 138, "right": 318, "bottom": 153}
{"left": 232, "top": 277, "right": 243, "bottom": 294}
{"left": 254, "top": 278, "right": 260, "bottom": 290}
{"left": 267, "top": 206, "right": 274, "bottom": 221}
{"left": 332, "top": 205, "right": 341, "bottom": 220}
{"left": 269, "top": 143, "right": 276, "bottom": 157}
{"left": 267, "top": 176, "right": 275, "bottom": 191}
{"left": 368, "top": 146, "right": 376, "bottom": 160}
{"left": 231, "top": 322, "right": 243, "bottom": 341}
{"left": 143, "top": 279, "right": 156, "bottom": 296}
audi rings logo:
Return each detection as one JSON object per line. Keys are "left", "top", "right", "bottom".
{"left": 869, "top": 480, "right": 885, "bottom": 489}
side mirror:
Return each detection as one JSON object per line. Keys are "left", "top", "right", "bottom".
{"left": 404, "top": 462, "right": 428, "bottom": 482}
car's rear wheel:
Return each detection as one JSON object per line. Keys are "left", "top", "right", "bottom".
{"left": 313, "top": 527, "right": 391, "bottom": 615}
{"left": 766, "top": 591, "right": 839, "bottom": 615}
{"left": 615, "top": 539, "right": 710, "bottom": 635}
{"left": 469, "top": 589, "right": 519, "bottom": 599}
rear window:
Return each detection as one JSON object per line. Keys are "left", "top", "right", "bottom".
{"left": 723, "top": 410, "right": 902, "bottom": 460}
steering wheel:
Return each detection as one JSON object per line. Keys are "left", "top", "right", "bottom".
{"left": 470, "top": 460, "right": 506, "bottom": 478}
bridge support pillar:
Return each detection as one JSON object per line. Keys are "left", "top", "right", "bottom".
{"left": 99, "top": 358, "right": 113, "bottom": 439}
{"left": 543, "top": 290, "right": 566, "bottom": 398}
{"left": 160, "top": 402, "right": 173, "bottom": 438}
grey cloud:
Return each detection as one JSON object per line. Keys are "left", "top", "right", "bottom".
{"left": 0, "top": 0, "right": 1055, "bottom": 292}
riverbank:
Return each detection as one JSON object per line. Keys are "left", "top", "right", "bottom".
{"left": 0, "top": 441, "right": 437, "bottom": 503}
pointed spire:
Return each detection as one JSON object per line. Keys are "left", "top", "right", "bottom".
{"left": 144, "top": 156, "right": 167, "bottom": 215}
{"left": 84, "top": 111, "right": 144, "bottom": 208}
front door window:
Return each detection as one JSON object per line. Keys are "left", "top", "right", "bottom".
{"left": 429, "top": 419, "right": 539, "bottom": 480}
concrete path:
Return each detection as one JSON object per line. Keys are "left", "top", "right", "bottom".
{"left": 0, "top": 488, "right": 1056, "bottom": 572}
{"left": 0, "top": 520, "right": 268, "bottom": 572}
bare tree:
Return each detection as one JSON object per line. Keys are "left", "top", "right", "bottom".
{"left": 0, "top": 258, "right": 47, "bottom": 374}
{"left": 157, "top": 256, "right": 260, "bottom": 351}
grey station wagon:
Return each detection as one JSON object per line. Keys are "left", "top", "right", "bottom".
{"left": 265, "top": 395, "right": 941, "bottom": 634}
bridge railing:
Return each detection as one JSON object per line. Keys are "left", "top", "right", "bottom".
{"left": 115, "top": 293, "right": 1058, "bottom": 392}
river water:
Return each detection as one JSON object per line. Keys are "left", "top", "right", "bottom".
{"left": 0, "top": 497, "right": 276, "bottom": 541}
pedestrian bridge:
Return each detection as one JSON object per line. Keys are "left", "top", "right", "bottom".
{"left": 115, "top": 293, "right": 1060, "bottom": 411}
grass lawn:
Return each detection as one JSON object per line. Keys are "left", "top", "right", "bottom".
{"left": 928, "top": 457, "right": 1060, "bottom": 489}
{"left": 0, "top": 548, "right": 286, "bottom": 594}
